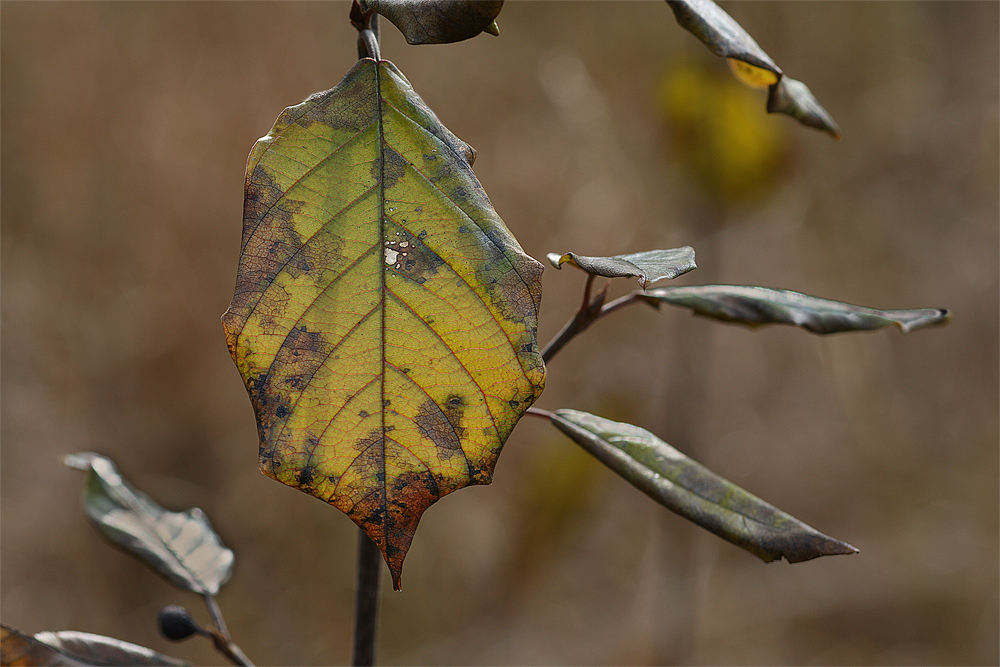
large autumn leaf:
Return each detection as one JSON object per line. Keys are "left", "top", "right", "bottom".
{"left": 223, "top": 57, "right": 545, "bottom": 589}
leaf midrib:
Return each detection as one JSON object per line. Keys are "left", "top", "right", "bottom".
{"left": 376, "top": 59, "right": 389, "bottom": 543}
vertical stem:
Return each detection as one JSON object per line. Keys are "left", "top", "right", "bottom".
{"left": 350, "top": 5, "right": 381, "bottom": 665}
{"left": 352, "top": 528, "right": 381, "bottom": 666}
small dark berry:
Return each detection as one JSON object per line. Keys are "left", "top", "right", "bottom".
{"left": 158, "top": 604, "right": 201, "bottom": 641}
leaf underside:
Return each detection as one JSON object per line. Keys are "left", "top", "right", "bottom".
{"left": 369, "top": 0, "right": 504, "bottom": 45}
{"left": 64, "top": 453, "right": 233, "bottom": 596}
{"left": 546, "top": 247, "right": 696, "bottom": 289}
{"left": 642, "top": 285, "right": 949, "bottom": 334}
{"left": 666, "top": 0, "right": 780, "bottom": 75}
{"left": 222, "top": 58, "right": 545, "bottom": 589}
{"left": 1, "top": 625, "right": 188, "bottom": 667}
{"left": 550, "top": 410, "right": 858, "bottom": 563}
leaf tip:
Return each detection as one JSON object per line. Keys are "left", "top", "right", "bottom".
{"left": 546, "top": 252, "right": 567, "bottom": 269}
{"left": 897, "top": 307, "right": 950, "bottom": 333}
{"left": 782, "top": 535, "right": 860, "bottom": 563}
{"left": 64, "top": 451, "right": 97, "bottom": 471}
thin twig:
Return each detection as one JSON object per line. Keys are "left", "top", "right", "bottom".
{"left": 540, "top": 285, "right": 648, "bottom": 364}
{"left": 352, "top": 529, "right": 381, "bottom": 666}
{"left": 580, "top": 273, "right": 596, "bottom": 311}
{"left": 600, "top": 291, "right": 647, "bottom": 318}
{"left": 202, "top": 594, "right": 255, "bottom": 667}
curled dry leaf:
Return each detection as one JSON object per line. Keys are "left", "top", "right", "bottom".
{"left": 642, "top": 284, "right": 949, "bottom": 334}
{"left": 550, "top": 410, "right": 859, "bottom": 563}
{"left": 767, "top": 76, "right": 842, "bottom": 139}
{"left": 667, "top": 0, "right": 839, "bottom": 138}
{"left": 546, "top": 247, "right": 696, "bottom": 289}
{"left": 64, "top": 453, "right": 233, "bottom": 596}
{"left": 368, "top": 0, "right": 503, "bottom": 45}
{"left": 222, "top": 58, "right": 544, "bottom": 589}
{"left": 1, "top": 624, "right": 188, "bottom": 667}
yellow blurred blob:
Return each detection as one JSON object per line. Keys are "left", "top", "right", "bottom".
{"left": 658, "top": 61, "right": 786, "bottom": 205}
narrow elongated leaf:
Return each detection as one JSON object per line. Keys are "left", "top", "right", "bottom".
{"left": 546, "top": 247, "right": 696, "bottom": 289}
{"left": 550, "top": 410, "right": 858, "bottom": 563}
{"left": 1, "top": 625, "right": 188, "bottom": 667}
{"left": 368, "top": 0, "right": 503, "bottom": 45}
{"left": 222, "top": 58, "right": 545, "bottom": 589}
{"left": 64, "top": 453, "right": 233, "bottom": 595}
{"left": 666, "top": 0, "right": 839, "bottom": 138}
{"left": 666, "top": 0, "right": 780, "bottom": 75}
{"left": 642, "top": 285, "right": 949, "bottom": 334}
{"left": 767, "top": 76, "right": 841, "bottom": 139}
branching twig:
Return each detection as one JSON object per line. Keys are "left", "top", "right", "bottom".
{"left": 202, "top": 594, "right": 255, "bottom": 667}
{"left": 540, "top": 279, "right": 649, "bottom": 363}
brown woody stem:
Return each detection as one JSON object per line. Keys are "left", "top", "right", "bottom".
{"left": 352, "top": 529, "right": 381, "bottom": 666}
{"left": 541, "top": 280, "right": 647, "bottom": 363}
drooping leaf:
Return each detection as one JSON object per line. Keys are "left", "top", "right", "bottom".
{"left": 767, "top": 76, "right": 841, "bottom": 139}
{"left": 641, "top": 285, "right": 949, "bottom": 334}
{"left": 222, "top": 58, "right": 545, "bottom": 589}
{"left": 1, "top": 625, "right": 188, "bottom": 667}
{"left": 666, "top": 0, "right": 839, "bottom": 138}
{"left": 550, "top": 410, "right": 858, "bottom": 563}
{"left": 546, "top": 247, "right": 696, "bottom": 289}
{"left": 666, "top": 0, "right": 780, "bottom": 76}
{"left": 368, "top": 0, "right": 503, "bottom": 45}
{"left": 64, "top": 453, "right": 234, "bottom": 595}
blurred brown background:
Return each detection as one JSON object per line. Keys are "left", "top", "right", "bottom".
{"left": 2, "top": 2, "right": 997, "bottom": 665}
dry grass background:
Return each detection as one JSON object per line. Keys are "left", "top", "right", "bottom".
{"left": 2, "top": 2, "right": 997, "bottom": 665}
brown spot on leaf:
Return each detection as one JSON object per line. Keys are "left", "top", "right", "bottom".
{"left": 353, "top": 428, "right": 386, "bottom": 455}
{"left": 378, "top": 146, "right": 409, "bottom": 190}
{"left": 252, "top": 326, "right": 333, "bottom": 447}
{"left": 290, "top": 61, "right": 378, "bottom": 132}
{"left": 413, "top": 398, "right": 464, "bottom": 460}
{"left": 385, "top": 226, "right": 445, "bottom": 284}
{"left": 478, "top": 249, "right": 544, "bottom": 326}
{"left": 226, "top": 165, "right": 311, "bottom": 330}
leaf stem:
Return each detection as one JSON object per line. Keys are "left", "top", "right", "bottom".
{"left": 525, "top": 406, "right": 555, "bottom": 420}
{"left": 202, "top": 594, "right": 255, "bottom": 667}
{"left": 353, "top": 1, "right": 381, "bottom": 61}
{"left": 541, "top": 282, "right": 648, "bottom": 363}
{"left": 352, "top": 528, "right": 381, "bottom": 666}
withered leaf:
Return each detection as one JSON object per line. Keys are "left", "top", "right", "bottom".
{"left": 368, "top": 0, "right": 503, "bottom": 45}
{"left": 64, "top": 453, "right": 233, "bottom": 596}
{"left": 642, "top": 284, "right": 949, "bottom": 334}
{"left": 1, "top": 625, "right": 188, "bottom": 667}
{"left": 546, "top": 247, "right": 696, "bottom": 289}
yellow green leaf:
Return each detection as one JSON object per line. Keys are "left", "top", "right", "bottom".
{"left": 222, "top": 58, "right": 545, "bottom": 589}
